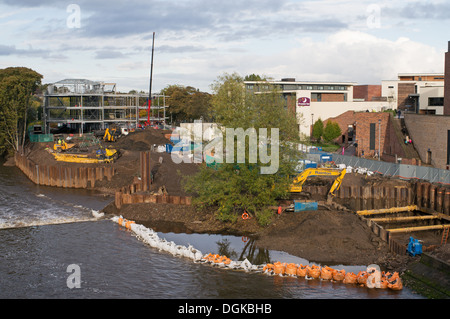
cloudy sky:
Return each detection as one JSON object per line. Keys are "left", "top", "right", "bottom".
{"left": 0, "top": 0, "right": 448, "bottom": 93}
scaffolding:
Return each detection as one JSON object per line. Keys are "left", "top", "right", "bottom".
{"left": 43, "top": 79, "right": 167, "bottom": 134}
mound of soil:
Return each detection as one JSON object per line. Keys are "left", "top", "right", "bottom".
{"left": 147, "top": 152, "right": 199, "bottom": 196}
{"left": 115, "top": 127, "right": 172, "bottom": 151}
{"left": 254, "top": 209, "right": 391, "bottom": 266}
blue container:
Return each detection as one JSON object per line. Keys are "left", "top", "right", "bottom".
{"left": 170, "top": 135, "right": 180, "bottom": 144}
{"left": 320, "top": 154, "right": 333, "bottom": 162}
{"left": 165, "top": 144, "right": 173, "bottom": 153}
{"left": 294, "top": 201, "right": 318, "bottom": 212}
{"left": 407, "top": 237, "right": 422, "bottom": 256}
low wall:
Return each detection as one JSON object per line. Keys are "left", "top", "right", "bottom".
{"left": 14, "top": 152, "right": 115, "bottom": 188}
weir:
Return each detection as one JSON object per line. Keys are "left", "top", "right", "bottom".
{"left": 0, "top": 217, "right": 102, "bottom": 230}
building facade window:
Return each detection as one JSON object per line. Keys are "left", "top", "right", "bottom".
{"left": 428, "top": 97, "right": 444, "bottom": 106}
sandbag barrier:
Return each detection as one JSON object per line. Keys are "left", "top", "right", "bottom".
{"left": 112, "top": 216, "right": 403, "bottom": 291}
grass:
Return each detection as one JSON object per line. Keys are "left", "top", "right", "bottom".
{"left": 310, "top": 142, "right": 341, "bottom": 153}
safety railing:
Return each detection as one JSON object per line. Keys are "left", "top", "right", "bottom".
{"left": 306, "top": 153, "right": 450, "bottom": 185}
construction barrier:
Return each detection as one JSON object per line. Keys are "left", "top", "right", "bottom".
{"left": 14, "top": 152, "right": 115, "bottom": 188}
{"left": 112, "top": 216, "right": 403, "bottom": 291}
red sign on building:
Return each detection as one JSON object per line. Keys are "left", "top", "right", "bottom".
{"left": 298, "top": 97, "right": 310, "bottom": 106}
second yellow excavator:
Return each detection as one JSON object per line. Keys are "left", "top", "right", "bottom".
{"left": 290, "top": 168, "right": 346, "bottom": 197}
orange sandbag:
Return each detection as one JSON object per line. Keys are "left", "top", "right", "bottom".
{"left": 387, "top": 272, "right": 403, "bottom": 290}
{"left": 263, "top": 264, "right": 274, "bottom": 273}
{"left": 388, "top": 278, "right": 403, "bottom": 290}
{"left": 320, "top": 266, "right": 333, "bottom": 280}
{"left": 296, "top": 265, "right": 307, "bottom": 277}
{"left": 125, "top": 220, "right": 135, "bottom": 229}
{"left": 357, "top": 271, "right": 368, "bottom": 285}
{"left": 332, "top": 269, "right": 345, "bottom": 281}
{"left": 378, "top": 278, "right": 389, "bottom": 289}
{"left": 274, "top": 262, "right": 286, "bottom": 275}
{"left": 343, "top": 272, "right": 357, "bottom": 284}
{"left": 285, "top": 263, "right": 298, "bottom": 276}
{"left": 306, "top": 265, "right": 321, "bottom": 279}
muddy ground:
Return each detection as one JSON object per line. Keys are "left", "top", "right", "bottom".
{"left": 22, "top": 127, "right": 450, "bottom": 271}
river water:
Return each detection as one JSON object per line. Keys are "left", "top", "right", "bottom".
{"left": 0, "top": 164, "right": 423, "bottom": 299}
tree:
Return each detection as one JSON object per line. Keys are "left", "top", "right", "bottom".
{"left": 323, "top": 120, "right": 342, "bottom": 143}
{"left": 160, "top": 85, "right": 212, "bottom": 124}
{"left": 183, "top": 73, "right": 301, "bottom": 226}
{"left": 244, "top": 74, "right": 266, "bottom": 81}
{"left": 0, "top": 67, "right": 42, "bottom": 156}
{"left": 312, "top": 118, "right": 324, "bottom": 142}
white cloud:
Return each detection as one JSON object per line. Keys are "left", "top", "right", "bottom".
{"left": 247, "top": 30, "right": 446, "bottom": 84}
{"left": 0, "top": 0, "right": 448, "bottom": 93}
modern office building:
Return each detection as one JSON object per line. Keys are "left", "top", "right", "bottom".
{"left": 43, "top": 79, "right": 167, "bottom": 134}
{"left": 244, "top": 78, "right": 389, "bottom": 138}
{"left": 381, "top": 73, "right": 445, "bottom": 115}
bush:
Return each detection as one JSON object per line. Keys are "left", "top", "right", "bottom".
{"left": 323, "top": 120, "right": 342, "bottom": 143}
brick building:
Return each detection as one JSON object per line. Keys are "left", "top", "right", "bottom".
{"left": 404, "top": 114, "right": 450, "bottom": 169}
{"left": 353, "top": 85, "right": 383, "bottom": 102}
{"left": 445, "top": 41, "right": 450, "bottom": 116}
{"left": 324, "top": 111, "right": 420, "bottom": 164}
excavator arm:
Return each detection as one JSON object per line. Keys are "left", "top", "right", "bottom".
{"left": 289, "top": 168, "right": 346, "bottom": 196}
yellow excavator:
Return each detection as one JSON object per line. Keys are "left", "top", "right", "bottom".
{"left": 290, "top": 168, "right": 346, "bottom": 197}
{"left": 53, "top": 139, "right": 75, "bottom": 153}
{"left": 103, "top": 128, "right": 117, "bottom": 142}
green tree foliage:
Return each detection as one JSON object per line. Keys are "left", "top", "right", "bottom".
{"left": 0, "top": 67, "right": 42, "bottom": 156}
{"left": 323, "top": 120, "right": 342, "bottom": 143}
{"left": 183, "top": 73, "right": 301, "bottom": 226}
{"left": 312, "top": 118, "right": 324, "bottom": 142}
{"left": 161, "top": 85, "right": 212, "bottom": 124}
{"left": 243, "top": 74, "right": 266, "bottom": 81}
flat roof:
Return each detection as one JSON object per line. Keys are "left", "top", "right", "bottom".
{"left": 244, "top": 80, "right": 357, "bottom": 86}
{"left": 398, "top": 73, "right": 444, "bottom": 77}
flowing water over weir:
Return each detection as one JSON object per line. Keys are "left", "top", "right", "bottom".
{"left": 0, "top": 164, "right": 423, "bottom": 299}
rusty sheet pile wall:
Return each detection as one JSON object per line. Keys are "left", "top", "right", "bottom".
{"left": 305, "top": 182, "right": 450, "bottom": 216}
{"left": 114, "top": 183, "right": 192, "bottom": 209}
{"left": 114, "top": 151, "right": 192, "bottom": 209}
{"left": 14, "top": 152, "right": 115, "bottom": 188}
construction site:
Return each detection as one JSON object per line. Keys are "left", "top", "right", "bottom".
{"left": 42, "top": 78, "right": 168, "bottom": 134}
{"left": 14, "top": 119, "right": 450, "bottom": 296}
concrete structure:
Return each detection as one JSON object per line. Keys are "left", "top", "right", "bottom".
{"left": 43, "top": 79, "right": 167, "bottom": 134}
{"left": 244, "top": 79, "right": 389, "bottom": 138}
{"left": 381, "top": 73, "right": 445, "bottom": 115}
